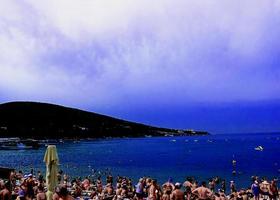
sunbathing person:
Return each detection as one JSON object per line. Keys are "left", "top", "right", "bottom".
{"left": 192, "top": 181, "right": 212, "bottom": 200}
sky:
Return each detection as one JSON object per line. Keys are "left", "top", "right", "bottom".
{"left": 0, "top": 0, "right": 280, "bottom": 133}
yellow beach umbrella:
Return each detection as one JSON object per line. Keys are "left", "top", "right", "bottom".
{"left": 44, "top": 145, "right": 59, "bottom": 200}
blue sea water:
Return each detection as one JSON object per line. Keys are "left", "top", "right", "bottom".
{"left": 0, "top": 133, "right": 280, "bottom": 190}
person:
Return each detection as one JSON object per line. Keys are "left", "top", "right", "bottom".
{"left": 26, "top": 174, "right": 35, "bottom": 199}
{"left": 37, "top": 171, "right": 44, "bottom": 184}
{"left": 63, "top": 174, "right": 69, "bottom": 184}
{"left": 218, "top": 189, "right": 228, "bottom": 200}
{"left": 106, "top": 176, "right": 113, "bottom": 185}
{"left": 82, "top": 177, "right": 90, "bottom": 190}
{"left": 72, "top": 183, "right": 82, "bottom": 198}
{"left": 58, "top": 186, "right": 74, "bottom": 200}
{"left": 135, "top": 178, "right": 144, "bottom": 200}
{"left": 96, "top": 177, "right": 103, "bottom": 194}
{"left": 120, "top": 184, "right": 128, "bottom": 199}
{"left": 221, "top": 180, "right": 226, "bottom": 194}
{"left": 192, "top": 181, "right": 212, "bottom": 200}
{"left": 162, "top": 178, "right": 175, "bottom": 196}
{"left": 52, "top": 187, "right": 60, "bottom": 200}
{"left": 230, "top": 181, "right": 236, "bottom": 194}
{"left": 0, "top": 182, "right": 11, "bottom": 200}
{"left": 90, "top": 189, "right": 99, "bottom": 200}
{"left": 127, "top": 179, "right": 135, "bottom": 199}
{"left": 170, "top": 183, "right": 184, "bottom": 200}
{"left": 251, "top": 180, "right": 260, "bottom": 200}
{"left": 208, "top": 179, "right": 215, "bottom": 193}
{"left": 148, "top": 179, "right": 156, "bottom": 200}
{"left": 260, "top": 180, "right": 270, "bottom": 200}
{"left": 16, "top": 171, "right": 23, "bottom": 181}
{"left": 10, "top": 171, "right": 16, "bottom": 189}
{"left": 114, "top": 183, "right": 122, "bottom": 200}
{"left": 57, "top": 171, "right": 63, "bottom": 184}
{"left": 183, "top": 178, "right": 193, "bottom": 200}
{"left": 269, "top": 179, "right": 278, "bottom": 200}
{"left": 102, "top": 183, "right": 114, "bottom": 200}
{"left": 236, "top": 190, "right": 244, "bottom": 200}
{"left": 162, "top": 189, "right": 171, "bottom": 200}
{"left": 36, "top": 185, "right": 46, "bottom": 200}
{"left": 154, "top": 179, "right": 162, "bottom": 200}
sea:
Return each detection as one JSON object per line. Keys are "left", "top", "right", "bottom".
{"left": 1, "top": 132, "right": 280, "bottom": 190}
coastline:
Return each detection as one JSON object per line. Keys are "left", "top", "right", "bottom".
{"left": 1, "top": 133, "right": 280, "bottom": 190}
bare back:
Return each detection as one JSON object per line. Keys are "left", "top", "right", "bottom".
{"left": 193, "top": 186, "right": 212, "bottom": 200}
{"left": 171, "top": 189, "right": 185, "bottom": 200}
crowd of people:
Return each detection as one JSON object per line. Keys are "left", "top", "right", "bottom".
{"left": 0, "top": 170, "right": 279, "bottom": 200}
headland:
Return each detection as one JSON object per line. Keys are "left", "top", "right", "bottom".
{"left": 0, "top": 102, "right": 209, "bottom": 139}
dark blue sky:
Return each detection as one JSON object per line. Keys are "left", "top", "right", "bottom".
{"left": 99, "top": 101, "right": 280, "bottom": 134}
{"left": 0, "top": 1, "right": 280, "bottom": 133}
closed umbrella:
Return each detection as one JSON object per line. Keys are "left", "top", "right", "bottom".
{"left": 44, "top": 145, "right": 59, "bottom": 200}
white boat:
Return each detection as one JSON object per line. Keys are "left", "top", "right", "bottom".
{"left": 254, "top": 146, "right": 264, "bottom": 151}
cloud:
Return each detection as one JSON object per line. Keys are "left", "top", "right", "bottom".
{"left": 0, "top": 0, "right": 280, "bottom": 110}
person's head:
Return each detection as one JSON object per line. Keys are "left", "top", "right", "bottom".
{"left": 1, "top": 182, "right": 6, "bottom": 189}
{"left": 186, "top": 177, "right": 193, "bottom": 183}
{"left": 59, "top": 186, "right": 68, "bottom": 197}
{"left": 219, "top": 189, "right": 225, "bottom": 194}
{"left": 4, "top": 181, "right": 10, "bottom": 190}
{"left": 0, "top": 180, "right": 4, "bottom": 190}
{"left": 107, "top": 175, "right": 113, "bottom": 184}
{"left": 139, "top": 178, "right": 143, "bottom": 184}
{"left": 175, "top": 183, "right": 181, "bottom": 189}
{"left": 239, "top": 189, "right": 245, "bottom": 196}
{"left": 0, "top": 181, "right": 5, "bottom": 189}
{"left": 122, "top": 178, "right": 127, "bottom": 184}
{"left": 55, "top": 186, "right": 60, "bottom": 194}
{"left": 38, "top": 185, "right": 44, "bottom": 192}
{"left": 201, "top": 181, "right": 207, "bottom": 187}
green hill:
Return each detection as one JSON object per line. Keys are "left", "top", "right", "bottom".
{"left": 0, "top": 102, "right": 208, "bottom": 139}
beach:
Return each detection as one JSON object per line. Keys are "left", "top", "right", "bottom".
{"left": 0, "top": 169, "right": 279, "bottom": 200}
